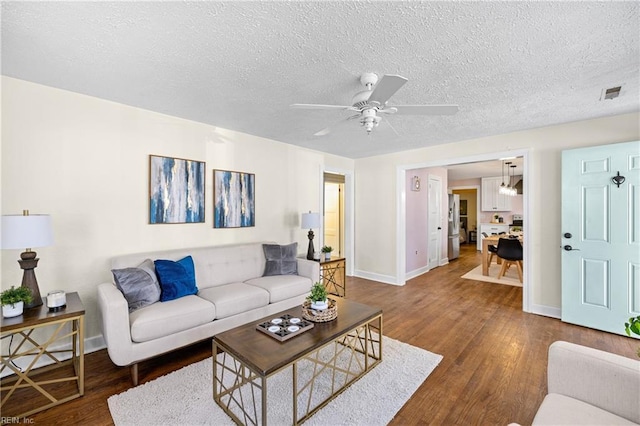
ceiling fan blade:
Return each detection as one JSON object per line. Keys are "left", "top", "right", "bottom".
{"left": 290, "top": 104, "right": 353, "bottom": 111}
{"left": 392, "top": 105, "right": 459, "bottom": 115}
{"left": 368, "top": 75, "right": 408, "bottom": 106}
{"left": 314, "top": 127, "right": 332, "bottom": 136}
{"left": 382, "top": 118, "right": 400, "bottom": 137}
{"left": 313, "top": 114, "right": 361, "bottom": 137}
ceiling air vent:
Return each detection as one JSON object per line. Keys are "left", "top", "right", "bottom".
{"left": 601, "top": 86, "right": 622, "bottom": 100}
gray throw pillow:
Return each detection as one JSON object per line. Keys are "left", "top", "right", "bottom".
{"left": 112, "top": 259, "right": 161, "bottom": 312}
{"left": 263, "top": 243, "right": 298, "bottom": 276}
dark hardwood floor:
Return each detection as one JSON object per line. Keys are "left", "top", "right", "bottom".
{"left": 4, "top": 243, "right": 637, "bottom": 425}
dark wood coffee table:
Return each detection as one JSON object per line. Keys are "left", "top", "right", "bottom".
{"left": 212, "top": 298, "right": 383, "bottom": 425}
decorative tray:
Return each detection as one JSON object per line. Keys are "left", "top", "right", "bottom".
{"left": 256, "top": 313, "right": 315, "bottom": 342}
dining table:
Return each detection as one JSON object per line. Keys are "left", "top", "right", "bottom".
{"left": 481, "top": 234, "right": 523, "bottom": 276}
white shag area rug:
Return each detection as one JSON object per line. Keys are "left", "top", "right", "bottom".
{"left": 108, "top": 335, "right": 442, "bottom": 426}
{"left": 461, "top": 264, "right": 522, "bottom": 287}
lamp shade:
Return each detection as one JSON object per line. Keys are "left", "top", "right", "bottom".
{"left": 1, "top": 214, "right": 54, "bottom": 249}
{"left": 301, "top": 212, "right": 320, "bottom": 229}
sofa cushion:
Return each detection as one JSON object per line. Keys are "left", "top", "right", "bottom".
{"left": 262, "top": 243, "right": 298, "bottom": 276}
{"left": 198, "top": 283, "right": 269, "bottom": 319}
{"left": 154, "top": 256, "right": 198, "bottom": 302}
{"left": 112, "top": 259, "right": 161, "bottom": 312}
{"left": 245, "top": 275, "right": 312, "bottom": 303}
{"left": 129, "top": 295, "right": 215, "bottom": 343}
{"left": 532, "top": 394, "right": 638, "bottom": 425}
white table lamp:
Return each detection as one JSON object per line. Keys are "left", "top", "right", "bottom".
{"left": 301, "top": 212, "right": 320, "bottom": 260}
{"left": 1, "top": 210, "right": 54, "bottom": 308}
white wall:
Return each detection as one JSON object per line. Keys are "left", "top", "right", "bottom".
{"left": 3, "top": 75, "right": 638, "bottom": 343}
{"left": 404, "top": 167, "right": 449, "bottom": 276}
{"left": 0, "top": 77, "right": 354, "bottom": 345}
{"left": 354, "top": 112, "right": 640, "bottom": 314}
{"left": 405, "top": 170, "right": 429, "bottom": 273}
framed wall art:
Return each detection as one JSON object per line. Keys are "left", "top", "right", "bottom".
{"left": 149, "top": 155, "right": 205, "bottom": 224}
{"left": 213, "top": 169, "right": 255, "bottom": 228}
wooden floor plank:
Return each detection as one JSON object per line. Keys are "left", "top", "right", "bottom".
{"left": 3, "top": 243, "right": 637, "bottom": 425}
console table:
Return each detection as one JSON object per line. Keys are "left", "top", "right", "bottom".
{"left": 320, "top": 257, "right": 346, "bottom": 297}
{"left": 1, "top": 292, "right": 85, "bottom": 419}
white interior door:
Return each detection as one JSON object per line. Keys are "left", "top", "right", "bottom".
{"left": 428, "top": 175, "right": 442, "bottom": 269}
{"left": 561, "top": 140, "right": 640, "bottom": 335}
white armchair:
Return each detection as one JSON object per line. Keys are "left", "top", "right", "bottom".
{"left": 531, "top": 341, "right": 640, "bottom": 425}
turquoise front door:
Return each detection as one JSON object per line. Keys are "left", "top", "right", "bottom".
{"left": 561, "top": 140, "right": 640, "bottom": 336}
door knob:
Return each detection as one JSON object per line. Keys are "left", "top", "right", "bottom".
{"left": 437, "top": 227, "right": 442, "bottom": 230}
{"left": 564, "top": 233, "right": 572, "bottom": 239}
{"left": 563, "top": 245, "right": 580, "bottom": 251}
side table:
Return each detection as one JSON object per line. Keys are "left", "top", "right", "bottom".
{"left": 320, "top": 257, "right": 346, "bottom": 297}
{"left": 1, "top": 292, "right": 85, "bottom": 419}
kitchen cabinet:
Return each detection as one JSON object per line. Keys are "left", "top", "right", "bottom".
{"left": 481, "top": 176, "right": 512, "bottom": 211}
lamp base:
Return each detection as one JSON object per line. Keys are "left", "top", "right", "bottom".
{"left": 306, "top": 229, "right": 315, "bottom": 260}
{"left": 18, "top": 251, "right": 44, "bottom": 309}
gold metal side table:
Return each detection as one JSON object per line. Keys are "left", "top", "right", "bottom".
{"left": 1, "top": 292, "right": 85, "bottom": 419}
{"left": 320, "top": 257, "right": 346, "bottom": 297}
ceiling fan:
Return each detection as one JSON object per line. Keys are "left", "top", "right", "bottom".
{"left": 290, "top": 73, "right": 458, "bottom": 136}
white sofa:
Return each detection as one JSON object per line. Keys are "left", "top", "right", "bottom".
{"left": 97, "top": 242, "right": 319, "bottom": 385}
{"left": 530, "top": 341, "right": 640, "bottom": 425}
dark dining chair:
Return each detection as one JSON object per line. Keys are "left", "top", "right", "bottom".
{"left": 482, "top": 232, "right": 499, "bottom": 269}
{"left": 496, "top": 237, "right": 523, "bottom": 282}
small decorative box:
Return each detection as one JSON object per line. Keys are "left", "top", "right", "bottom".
{"left": 256, "top": 313, "right": 314, "bottom": 341}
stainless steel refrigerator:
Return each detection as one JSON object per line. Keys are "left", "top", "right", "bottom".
{"left": 448, "top": 194, "right": 460, "bottom": 260}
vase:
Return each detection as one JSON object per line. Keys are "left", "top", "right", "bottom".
{"left": 2, "top": 301, "right": 24, "bottom": 318}
{"left": 324, "top": 253, "right": 331, "bottom": 261}
{"left": 310, "top": 299, "right": 328, "bottom": 310}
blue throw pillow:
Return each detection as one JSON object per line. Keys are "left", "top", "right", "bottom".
{"left": 154, "top": 256, "right": 198, "bottom": 302}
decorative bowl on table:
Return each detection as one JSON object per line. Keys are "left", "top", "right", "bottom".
{"left": 302, "top": 298, "right": 337, "bottom": 322}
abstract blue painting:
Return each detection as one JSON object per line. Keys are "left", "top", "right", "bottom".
{"left": 149, "top": 155, "right": 205, "bottom": 224}
{"left": 214, "top": 170, "right": 255, "bottom": 228}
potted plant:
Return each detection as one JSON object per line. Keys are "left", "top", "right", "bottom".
{"left": 321, "top": 245, "right": 333, "bottom": 261}
{"left": 624, "top": 315, "right": 640, "bottom": 358}
{"left": 307, "top": 282, "right": 328, "bottom": 310}
{"left": 1, "top": 286, "right": 33, "bottom": 318}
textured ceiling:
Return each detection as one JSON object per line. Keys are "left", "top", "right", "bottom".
{"left": 2, "top": 1, "right": 639, "bottom": 159}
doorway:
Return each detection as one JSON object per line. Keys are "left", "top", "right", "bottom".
{"left": 324, "top": 173, "right": 345, "bottom": 258}
{"left": 397, "top": 149, "right": 531, "bottom": 311}
{"left": 451, "top": 188, "right": 479, "bottom": 247}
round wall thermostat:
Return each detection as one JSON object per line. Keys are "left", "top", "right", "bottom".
{"left": 47, "top": 290, "right": 67, "bottom": 312}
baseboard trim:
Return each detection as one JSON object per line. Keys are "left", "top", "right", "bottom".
{"left": 354, "top": 269, "right": 402, "bottom": 286}
{"left": 406, "top": 265, "right": 430, "bottom": 281}
{"left": 529, "top": 304, "right": 561, "bottom": 319}
{"left": 87, "top": 334, "right": 107, "bottom": 353}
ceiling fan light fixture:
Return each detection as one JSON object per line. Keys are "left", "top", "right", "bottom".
{"left": 352, "top": 90, "right": 373, "bottom": 107}
{"left": 360, "top": 72, "right": 378, "bottom": 90}
{"left": 292, "top": 72, "right": 458, "bottom": 137}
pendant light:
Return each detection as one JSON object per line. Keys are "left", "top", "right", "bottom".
{"left": 499, "top": 160, "right": 509, "bottom": 195}
{"left": 508, "top": 164, "right": 517, "bottom": 196}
